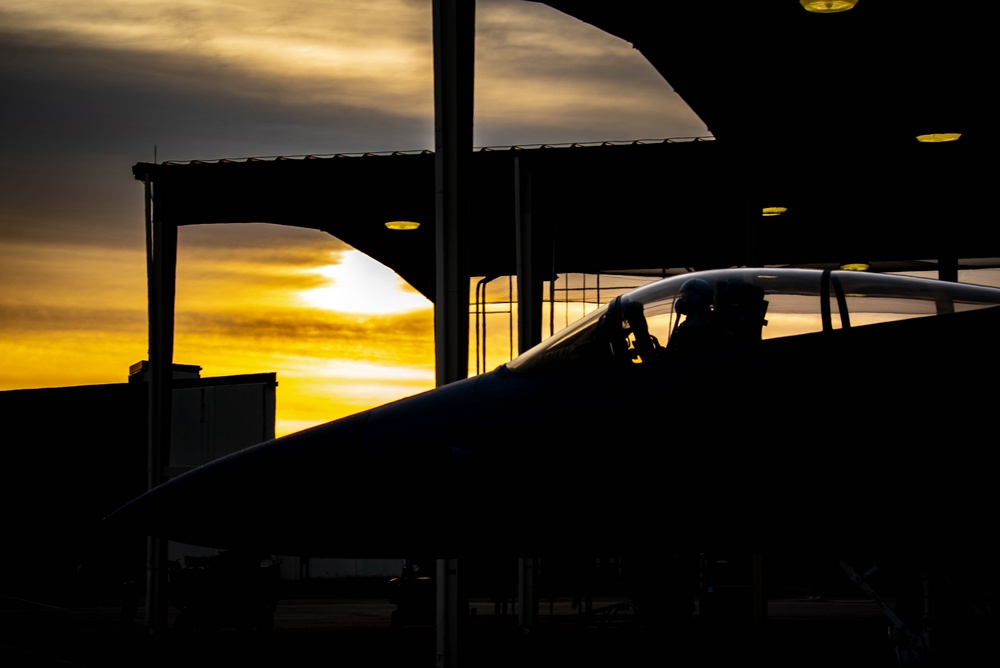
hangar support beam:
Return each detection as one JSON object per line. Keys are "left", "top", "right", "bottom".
{"left": 141, "top": 171, "right": 177, "bottom": 637}
{"left": 433, "top": 1, "right": 475, "bottom": 667}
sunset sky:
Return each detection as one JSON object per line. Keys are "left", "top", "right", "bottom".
{"left": 0, "top": 1, "right": 709, "bottom": 436}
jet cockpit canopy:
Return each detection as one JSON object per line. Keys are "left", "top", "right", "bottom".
{"left": 507, "top": 268, "right": 1000, "bottom": 375}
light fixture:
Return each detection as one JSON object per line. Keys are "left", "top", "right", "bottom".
{"left": 385, "top": 220, "right": 420, "bottom": 230}
{"left": 800, "top": 0, "right": 858, "bottom": 13}
{"left": 762, "top": 207, "right": 788, "bottom": 217}
{"left": 916, "top": 133, "right": 962, "bottom": 143}
{"left": 839, "top": 262, "right": 870, "bottom": 271}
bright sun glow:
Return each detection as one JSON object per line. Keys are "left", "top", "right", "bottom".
{"left": 300, "top": 250, "right": 430, "bottom": 315}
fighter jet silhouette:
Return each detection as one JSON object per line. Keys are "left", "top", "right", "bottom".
{"left": 109, "top": 267, "right": 1000, "bottom": 561}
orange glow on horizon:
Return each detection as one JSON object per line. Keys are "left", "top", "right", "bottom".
{"left": 170, "top": 228, "right": 437, "bottom": 437}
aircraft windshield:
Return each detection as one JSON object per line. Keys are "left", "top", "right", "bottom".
{"left": 506, "top": 268, "right": 1000, "bottom": 374}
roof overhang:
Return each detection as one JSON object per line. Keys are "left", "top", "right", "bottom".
{"left": 133, "top": 1, "right": 997, "bottom": 301}
{"left": 535, "top": 1, "right": 986, "bottom": 145}
{"left": 133, "top": 137, "right": 996, "bottom": 302}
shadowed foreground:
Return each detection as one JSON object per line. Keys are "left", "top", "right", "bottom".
{"left": 1, "top": 596, "right": 899, "bottom": 667}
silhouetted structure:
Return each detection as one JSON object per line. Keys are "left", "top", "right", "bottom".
{"left": 0, "top": 364, "right": 275, "bottom": 601}
{"left": 111, "top": 268, "right": 1000, "bottom": 663}
{"left": 117, "top": 4, "right": 998, "bottom": 665}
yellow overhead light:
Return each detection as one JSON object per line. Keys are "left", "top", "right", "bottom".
{"left": 839, "top": 262, "right": 870, "bottom": 271}
{"left": 762, "top": 207, "right": 788, "bottom": 217}
{"left": 800, "top": 0, "right": 858, "bottom": 12}
{"left": 385, "top": 220, "right": 420, "bottom": 230}
{"left": 916, "top": 133, "right": 962, "bottom": 143}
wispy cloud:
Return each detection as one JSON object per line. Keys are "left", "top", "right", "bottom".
{"left": 2, "top": 1, "right": 435, "bottom": 116}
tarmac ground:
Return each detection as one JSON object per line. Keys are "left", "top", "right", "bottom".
{"left": 1, "top": 594, "right": 904, "bottom": 668}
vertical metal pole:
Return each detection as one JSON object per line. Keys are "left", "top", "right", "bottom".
{"left": 515, "top": 156, "right": 542, "bottom": 353}
{"left": 514, "top": 158, "right": 540, "bottom": 630}
{"left": 145, "top": 174, "right": 177, "bottom": 636}
{"left": 436, "top": 558, "right": 461, "bottom": 668}
{"left": 518, "top": 558, "right": 537, "bottom": 629}
{"left": 508, "top": 275, "right": 513, "bottom": 361}
{"left": 433, "top": 0, "right": 473, "bottom": 387}
{"left": 433, "top": 1, "right": 474, "bottom": 666}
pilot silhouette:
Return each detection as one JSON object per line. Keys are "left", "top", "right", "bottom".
{"left": 667, "top": 278, "right": 725, "bottom": 353}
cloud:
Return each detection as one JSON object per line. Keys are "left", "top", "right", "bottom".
{"left": 1, "top": 1, "right": 436, "bottom": 128}
{"left": 1, "top": 1, "right": 703, "bottom": 157}
{"left": 0, "top": 0, "right": 707, "bottom": 432}
{"left": 0, "top": 33, "right": 433, "bottom": 158}
{"left": 178, "top": 223, "right": 350, "bottom": 264}
{"left": 472, "top": 0, "right": 708, "bottom": 144}
{"left": 0, "top": 35, "right": 433, "bottom": 253}
{"left": 0, "top": 241, "right": 146, "bottom": 310}
{"left": 167, "top": 301, "right": 437, "bottom": 436}
{"left": 0, "top": 0, "right": 705, "bottom": 252}
{"left": 0, "top": 303, "right": 145, "bottom": 335}
{"left": 174, "top": 307, "right": 433, "bottom": 354}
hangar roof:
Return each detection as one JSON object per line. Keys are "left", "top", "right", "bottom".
{"left": 133, "top": 1, "right": 997, "bottom": 302}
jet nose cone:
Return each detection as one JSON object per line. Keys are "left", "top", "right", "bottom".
{"left": 106, "top": 411, "right": 388, "bottom": 556}
{"left": 105, "top": 373, "right": 503, "bottom": 557}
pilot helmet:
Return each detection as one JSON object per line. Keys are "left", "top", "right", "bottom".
{"left": 676, "top": 278, "right": 714, "bottom": 315}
